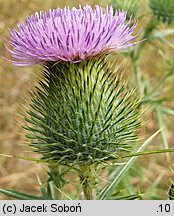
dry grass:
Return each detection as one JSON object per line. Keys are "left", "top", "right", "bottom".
{"left": 0, "top": 0, "right": 174, "bottom": 199}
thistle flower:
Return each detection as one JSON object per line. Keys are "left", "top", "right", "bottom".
{"left": 7, "top": 5, "right": 139, "bottom": 66}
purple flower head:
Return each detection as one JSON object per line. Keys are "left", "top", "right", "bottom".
{"left": 6, "top": 5, "right": 140, "bottom": 66}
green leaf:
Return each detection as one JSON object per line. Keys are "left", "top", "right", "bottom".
{"left": 158, "top": 37, "right": 174, "bottom": 49}
{"left": 0, "top": 153, "right": 43, "bottom": 163}
{"left": 160, "top": 106, "right": 174, "bottom": 116}
{"left": 121, "top": 148, "right": 174, "bottom": 159}
{"left": 115, "top": 194, "right": 142, "bottom": 200}
{"left": 97, "top": 129, "right": 162, "bottom": 200}
{"left": 0, "top": 189, "right": 42, "bottom": 200}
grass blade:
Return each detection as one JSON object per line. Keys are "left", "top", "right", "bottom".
{"left": 0, "top": 189, "right": 42, "bottom": 200}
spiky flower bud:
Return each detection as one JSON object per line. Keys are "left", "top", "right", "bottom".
{"left": 109, "top": 0, "right": 139, "bottom": 18}
{"left": 149, "top": 0, "right": 174, "bottom": 25}
{"left": 25, "top": 58, "right": 140, "bottom": 165}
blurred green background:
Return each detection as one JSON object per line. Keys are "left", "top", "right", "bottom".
{"left": 0, "top": 0, "right": 174, "bottom": 199}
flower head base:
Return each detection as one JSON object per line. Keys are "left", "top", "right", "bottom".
{"left": 7, "top": 5, "right": 140, "bottom": 66}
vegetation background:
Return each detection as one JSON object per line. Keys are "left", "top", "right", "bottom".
{"left": 0, "top": 0, "right": 174, "bottom": 199}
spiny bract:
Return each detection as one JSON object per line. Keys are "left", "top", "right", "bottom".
{"left": 25, "top": 58, "right": 140, "bottom": 165}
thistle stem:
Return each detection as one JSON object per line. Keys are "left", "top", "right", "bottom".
{"left": 49, "top": 165, "right": 65, "bottom": 199}
{"left": 49, "top": 181, "right": 61, "bottom": 200}
{"left": 130, "top": 50, "right": 143, "bottom": 97}
{"left": 130, "top": 18, "right": 158, "bottom": 97}
{"left": 79, "top": 164, "right": 97, "bottom": 200}
{"left": 134, "top": 57, "right": 143, "bottom": 96}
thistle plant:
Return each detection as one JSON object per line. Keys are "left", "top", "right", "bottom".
{"left": 1, "top": 0, "right": 174, "bottom": 200}
{"left": 0, "top": 5, "right": 144, "bottom": 200}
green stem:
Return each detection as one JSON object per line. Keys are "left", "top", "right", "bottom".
{"left": 155, "top": 106, "right": 170, "bottom": 162}
{"left": 130, "top": 18, "right": 159, "bottom": 97}
{"left": 49, "top": 165, "right": 65, "bottom": 199}
{"left": 130, "top": 48, "right": 143, "bottom": 98}
{"left": 79, "top": 164, "right": 97, "bottom": 200}
{"left": 133, "top": 56, "right": 142, "bottom": 95}
{"left": 49, "top": 181, "right": 60, "bottom": 200}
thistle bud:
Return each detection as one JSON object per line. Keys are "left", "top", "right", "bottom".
{"left": 25, "top": 58, "right": 140, "bottom": 165}
{"left": 149, "top": 0, "right": 174, "bottom": 25}
{"left": 109, "top": 0, "right": 139, "bottom": 19}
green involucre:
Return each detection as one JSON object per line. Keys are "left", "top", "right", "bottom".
{"left": 149, "top": 0, "right": 174, "bottom": 25}
{"left": 25, "top": 58, "right": 141, "bottom": 165}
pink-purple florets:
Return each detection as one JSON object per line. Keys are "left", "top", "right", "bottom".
{"left": 7, "top": 5, "right": 140, "bottom": 66}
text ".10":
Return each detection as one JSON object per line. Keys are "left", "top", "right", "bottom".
{"left": 158, "top": 204, "right": 170, "bottom": 213}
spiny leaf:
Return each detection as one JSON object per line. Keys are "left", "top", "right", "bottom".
{"left": 113, "top": 193, "right": 142, "bottom": 200}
